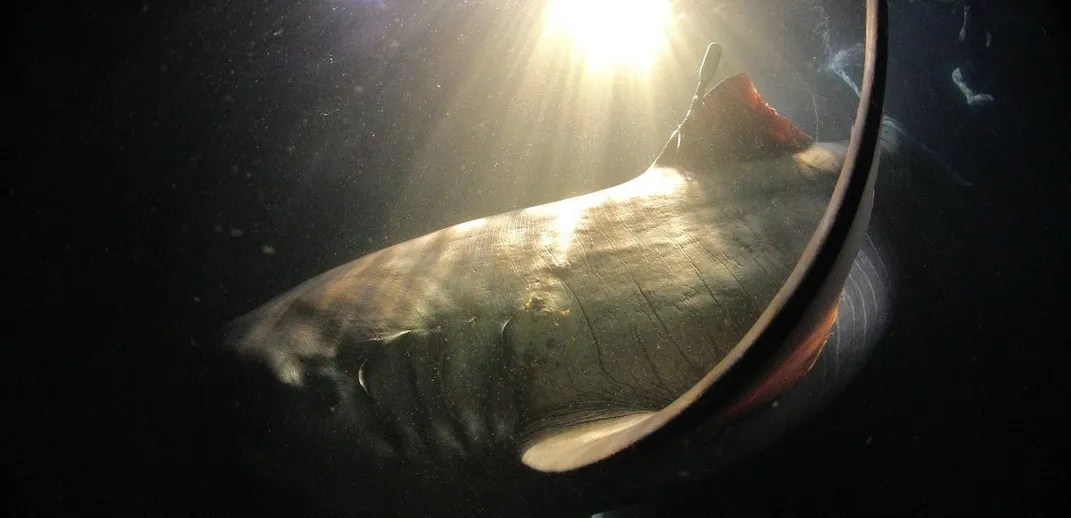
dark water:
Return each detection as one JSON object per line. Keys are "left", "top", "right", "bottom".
{"left": 11, "top": 0, "right": 1069, "bottom": 515}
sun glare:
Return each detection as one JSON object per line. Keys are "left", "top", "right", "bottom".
{"left": 542, "top": 0, "right": 673, "bottom": 70}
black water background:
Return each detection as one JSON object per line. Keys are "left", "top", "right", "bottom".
{"left": 10, "top": 1, "right": 1069, "bottom": 515}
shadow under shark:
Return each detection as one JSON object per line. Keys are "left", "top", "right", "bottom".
{"left": 219, "top": 3, "right": 894, "bottom": 515}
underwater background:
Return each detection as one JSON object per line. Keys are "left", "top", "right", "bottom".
{"left": 11, "top": 0, "right": 1069, "bottom": 515}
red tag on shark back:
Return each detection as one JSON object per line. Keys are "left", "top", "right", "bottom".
{"left": 683, "top": 73, "right": 813, "bottom": 164}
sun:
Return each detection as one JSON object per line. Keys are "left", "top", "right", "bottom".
{"left": 542, "top": 0, "right": 673, "bottom": 70}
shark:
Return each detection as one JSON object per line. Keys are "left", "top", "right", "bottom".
{"left": 219, "top": 6, "right": 896, "bottom": 514}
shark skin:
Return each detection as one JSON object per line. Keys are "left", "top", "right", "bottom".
{"left": 220, "top": 72, "right": 891, "bottom": 516}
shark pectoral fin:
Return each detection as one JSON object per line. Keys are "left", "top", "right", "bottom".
{"left": 521, "top": 412, "right": 658, "bottom": 472}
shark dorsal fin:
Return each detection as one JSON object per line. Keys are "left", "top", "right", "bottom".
{"left": 665, "top": 73, "right": 812, "bottom": 169}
